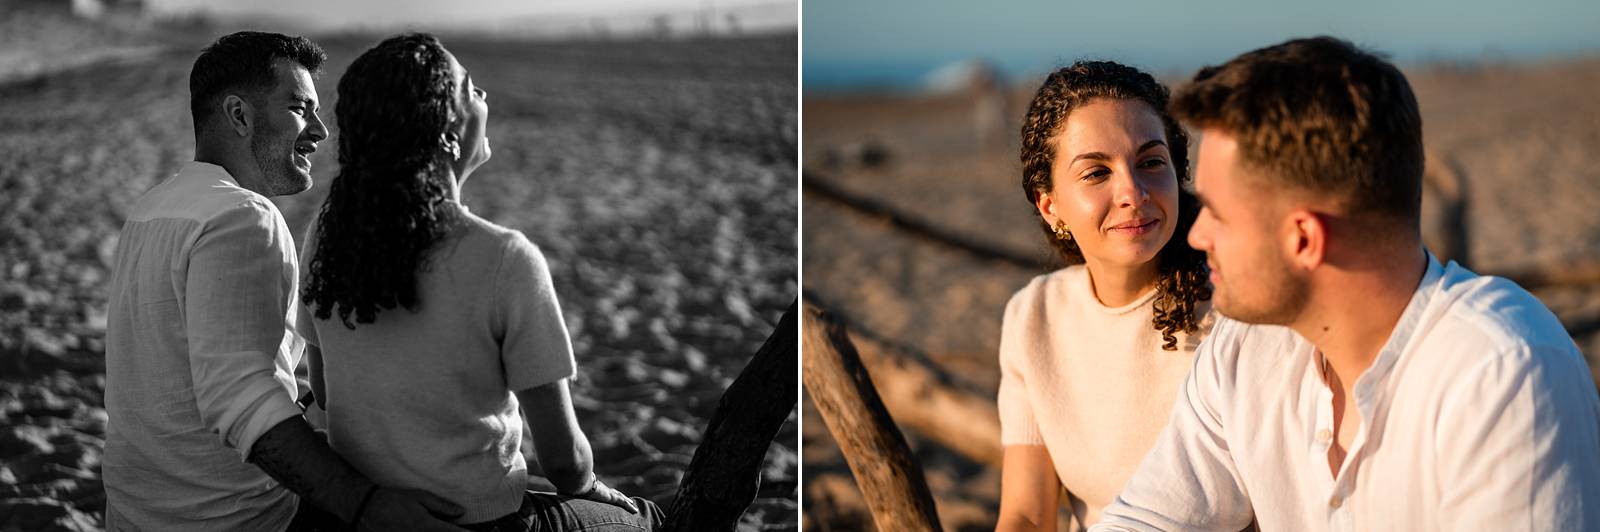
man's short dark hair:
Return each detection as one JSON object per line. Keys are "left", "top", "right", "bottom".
{"left": 189, "top": 31, "right": 326, "bottom": 129}
{"left": 1172, "top": 36, "right": 1423, "bottom": 223}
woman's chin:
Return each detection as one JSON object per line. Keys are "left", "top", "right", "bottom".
{"left": 1094, "top": 245, "right": 1164, "bottom": 270}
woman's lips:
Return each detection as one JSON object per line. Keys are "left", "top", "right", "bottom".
{"left": 1107, "top": 217, "right": 1159, "bottom": 236}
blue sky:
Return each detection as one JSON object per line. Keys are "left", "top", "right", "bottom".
{"left": 803, "top": 0, "right": 1600, "bottom": 90}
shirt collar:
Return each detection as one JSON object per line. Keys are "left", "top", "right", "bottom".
{"left": 178, "top": 160, "right": 242, "bottom": 189}
{"left": 1351, "top": 252, "right": 1445, "bottom": 397}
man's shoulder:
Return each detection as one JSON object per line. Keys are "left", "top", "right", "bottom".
{"left": 129, "top": 170, "right": 280, "bottom": 228}
{"left": 1204, "top": 316, "right": 1302, "bottom": 355}
{"left": 1427, "top": 262, "right": 1575, "bottom": 356}
{"left": 1415, "top": 262, "right": 1583, "bottom": 373}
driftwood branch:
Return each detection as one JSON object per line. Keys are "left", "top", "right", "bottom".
{"left": 803, "top": 171, "right": 1052, "bottom": 270}
{"left": 664, "top": 299, "right": 799, "bottom": 532}
{"left": 802, "top": 290, "right": 1002, "bottom": 467}
{"left": 802, "top": 303, "right": 942, "bottom": 531}
{"left": 845, "top": 330, "right": 1003, "bottom": 467}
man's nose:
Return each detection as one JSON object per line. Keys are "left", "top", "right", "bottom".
{"left": 1188, "top": 211, "right": 1211, "bottom": 250}
{"left": 306, "top": 111, "right": 329, "bottom": 142}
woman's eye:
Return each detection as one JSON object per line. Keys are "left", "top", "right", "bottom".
{"left": 1081, "top": 168, "right": 1110, "bottom": 181}
{"left": 1140, "top": 158, "right": 1168, "bottom": 169}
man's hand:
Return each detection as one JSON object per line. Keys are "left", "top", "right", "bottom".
{"left": 357, "top": 487, "right": 468, "bottom": 532}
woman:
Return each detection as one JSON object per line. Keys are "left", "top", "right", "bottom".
{"left": 298, "top": 33, "right": 662, "bottom": 530}
{"left": 995, "top": 61, "right": 1213, "bottom": 531}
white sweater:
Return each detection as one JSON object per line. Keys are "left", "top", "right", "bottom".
{"left": 997, "top": 266, "right": 1213, "bottom": 527}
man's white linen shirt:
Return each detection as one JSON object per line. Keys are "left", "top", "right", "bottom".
{"left": 103, "top": 161, "right": 304, "bottom": 531}
{"left": 1093, "top": 255, "right": 1600, "bottom": 531}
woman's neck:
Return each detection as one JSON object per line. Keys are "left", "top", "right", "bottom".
{"left": 1084, "top": 257, "right": 1160, "bottom": 308}
{"left": 444, "top": 170, "right": 462, "bottom": 203}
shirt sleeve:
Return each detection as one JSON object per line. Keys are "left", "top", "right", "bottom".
{"left": 1092, "top": 319, "right": 1255, "bottom": 531}
{"left": 494, "top": 233, "right": 578, "bottom": 392}
{"left": 1436, "top": 342, "right": 1600, "bottom": 530}
{"left": 997, "top": 290, "right": 1044, "bottom": 446}
{"left": 293, "top": 218, "right": 320, "bottom": 349}
{"left": 183, "top": 200, "right": 302, "bottom": 461}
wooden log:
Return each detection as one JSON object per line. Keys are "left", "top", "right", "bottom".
{"left": 664, "top": 299, "right": 799, "bottom": 532}
{"left": 802, "top": 290, "right": 1003, "bottom": 467}
{"left": 848, "top": 333, "right": 1003, "bottom": 467}
{"left": 802, "top": 303, "right": 943, "bottom": 531}
{"left": 804, "top": 171, "right": 1052, "bottom": 270}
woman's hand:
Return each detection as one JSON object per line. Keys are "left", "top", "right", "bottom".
{"left": 562, "top": 475, "right": 640, "bottom": 514}
{"left": 516, "top": 379, "right": 643, "bottom": 513}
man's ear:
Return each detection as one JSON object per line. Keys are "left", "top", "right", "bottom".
{"left": 1283, "top": 209, "right": 1327, "bottom": 271}
{"left": 222, "top": 94, "right": 252, "bottom": 137}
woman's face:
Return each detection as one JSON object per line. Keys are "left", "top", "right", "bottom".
{"left": 1036, "top": 98, "right": 1179, "bottom": 271}
{"left": 444, "top": 50, "right": 491, "bottom": 181}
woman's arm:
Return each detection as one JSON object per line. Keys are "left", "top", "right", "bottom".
{"left": 515, "top": 378, "right": 638, "bottom": 513}
{"left": 307, "top": 344, "right": 327, "bottom": 411}
{"left": 514, "top": 378, "right": 590, "bottom": 491}
{"left": 996, "top": 445, "right": 1060, "bottom": 532}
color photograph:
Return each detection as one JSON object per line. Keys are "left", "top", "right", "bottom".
{"left": 801, "top": 1, "right": 1600, "bottom": 530}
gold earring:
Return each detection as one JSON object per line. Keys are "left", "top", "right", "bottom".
{"left": 1053, "top": 220, "right": 1073, "bottom": 241}
{"left": 446, "top": 142, "right": 461, "bottom": 161}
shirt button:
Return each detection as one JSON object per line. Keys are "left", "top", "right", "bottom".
{"left": 1329, "top": 495, "right": 1343, "bottom": 508}
{"left": 1316, "top": 429, "right": 1332, "bottom": 443}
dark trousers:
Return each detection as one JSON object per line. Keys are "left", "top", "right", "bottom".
{"left": 466, "top": 492, "right": 664, "bottom": 532}
{"left": 288, "top": 491, "right": 665, "bottom": 532}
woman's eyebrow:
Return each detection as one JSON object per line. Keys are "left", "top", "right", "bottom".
{"left": 1138, "top": 139, "right": 1168, "bottom": 152}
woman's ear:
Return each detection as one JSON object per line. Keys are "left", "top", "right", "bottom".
{"left": 1034, "top": 190, "right": 1058, "bottom": 225}
{"left": 439, "top": 132, "right": 461, "bottom": 161}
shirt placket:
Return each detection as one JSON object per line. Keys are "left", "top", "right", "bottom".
{"left": 1310, "top": 351, "right": 1368, "bottom": 532}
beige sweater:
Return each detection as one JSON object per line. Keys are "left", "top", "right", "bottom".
{"left": 997, "top": 266, "right": 1213, "bottom": 527}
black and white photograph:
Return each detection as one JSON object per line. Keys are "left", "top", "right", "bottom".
{"left": 0, "top": 0, "right": 797, "bottom": 530}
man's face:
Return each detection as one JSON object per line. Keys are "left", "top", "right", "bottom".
{"left": 1187, "top": 129, "right": 1309, "bottom": 324}
{"left": 249, "top": 60, "right": 326, "bottom": 196}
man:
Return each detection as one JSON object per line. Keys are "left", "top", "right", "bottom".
{"left": 1093, "top": 36, "right": 1600, "bottom": 530}
{"left": 104, "top": 31, "right": 464, "bottom": 531}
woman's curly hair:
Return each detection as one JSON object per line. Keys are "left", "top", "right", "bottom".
{"left": 1020, "top": 61, "right": 1212, "bottom": 350}
{"left": 302, "top": 33, "right": 462, "bottom": 328}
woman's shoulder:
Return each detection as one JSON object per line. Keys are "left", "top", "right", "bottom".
{"left": 438, "top": 210, "right": 550, "bottom": 274}
{"left": 1005, "top": 265, "right": 1088, "bottom": 313}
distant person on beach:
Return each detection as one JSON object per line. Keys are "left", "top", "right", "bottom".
{"left": 995, "top": 61, "right": 1215, "bottom": 530}
{"left": 1092, "top": 36, "right": 1600, "bottom": 531}
{"left": 104, "top": 31, "right": 464, "bottom": 531}
{"left": 297, "top": 33, "right": 663, "bottom": 530}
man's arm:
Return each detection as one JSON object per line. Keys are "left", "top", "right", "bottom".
{"left": 1436, "top": 344, "right": 1600, "bottom": 530}
{"left": 1091, "top": 324, "right": 1254, "bottom": 531}
{"left": 249, "top": 416, "right": 466, "bottom": 531}
{"left": 181, "top": 203, "right": 462, "bottom": 530}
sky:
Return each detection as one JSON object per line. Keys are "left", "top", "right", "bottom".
{"left": 803, "top": 0, "right": 1600, "bottom": 91}
{"left": 145, "top": 0, "right": 797, "bottom": 34}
